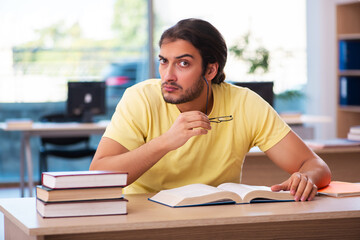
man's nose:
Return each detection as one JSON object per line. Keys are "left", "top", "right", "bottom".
{"left": 162, "top": 65, "right": 176, "bottom": 82}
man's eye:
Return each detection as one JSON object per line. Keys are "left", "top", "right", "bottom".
{"left": 159, "top": 58, "right": 167, "bottom": 64}
{"left": 179, "top": 61, "right": 189, "bottom": 67}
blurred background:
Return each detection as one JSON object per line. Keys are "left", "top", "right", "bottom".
{"left": 0, "top": 0, "right": 340, "bottom": 184}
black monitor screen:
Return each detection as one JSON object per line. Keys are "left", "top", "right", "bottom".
{"left": 67, "top": 81, "right": 106, "bottom": 122}
{"left": 232, "top": 81, "right": 274, "bottom": 106}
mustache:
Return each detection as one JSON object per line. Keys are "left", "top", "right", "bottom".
{"left": 161, "top": 82, "right": 183, "bottom": 90}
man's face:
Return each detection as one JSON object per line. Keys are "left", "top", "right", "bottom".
{"left": 158, "top": 39, "right": 205, "bottom": 105}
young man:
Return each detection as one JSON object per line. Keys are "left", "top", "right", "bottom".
{"left": 90, "top": 18, "right": 331, "bottom": 201}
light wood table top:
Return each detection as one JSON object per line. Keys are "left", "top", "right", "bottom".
{"left": 1, "top": 194, "right": 360, "bottom": 239}
{"left": 247, "top": 145, "right": 360, "bottom": 157}
{"left": 0, "top": 121, "right": 109, "bottom": 135}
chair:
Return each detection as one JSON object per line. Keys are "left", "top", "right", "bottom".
{"left": 38, "top": 113, "right": 96, "bottom": 180}
{"left": 232, "top": 81, "right": 274, "bottom": 106}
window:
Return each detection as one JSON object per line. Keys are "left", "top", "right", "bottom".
{"left": 0, "top": 0, "right": 151, "bottom": 183}
{"left": 0, "top": 0, "right": 149, "bottom": 103}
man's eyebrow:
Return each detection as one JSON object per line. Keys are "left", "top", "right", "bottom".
{"left": 158, "top": 54, "right": 194, "bottom": 59}
{"left": 175, "top": 54, "right": 194, "bottom": 59}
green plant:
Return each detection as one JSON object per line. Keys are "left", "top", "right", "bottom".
{"left": 229, "top": 32, "right": 269, "bottom": 74}
{"left": 275, "top": 89, "right": 305, "bottom": 101}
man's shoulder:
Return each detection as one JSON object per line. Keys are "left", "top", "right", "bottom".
{"left": 124, "top": 79, "right": 162, "bottom": 97}
{"left": 213, "top": 81, "right": 253, "bottom": 97}
{"left": 129, "top": 78, "right": 161, "bottom": 91}
{"left": 121, "top": 79, "right": 162, "bottom": 105}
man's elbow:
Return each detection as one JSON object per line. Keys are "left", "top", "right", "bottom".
{"left": 319, "top": 160, "right": 332, "bottom": 188}
{"left": 89, "top": 156, "right": 102, "bottom": 171}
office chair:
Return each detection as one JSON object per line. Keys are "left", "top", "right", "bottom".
{"left": 38, "top": 113, "right": 96, "bottom": 181}
{"left": 232, "top": 81, "right": 274, "bottom": 106}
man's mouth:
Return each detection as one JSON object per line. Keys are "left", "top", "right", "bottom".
{"left": 162, "top": 83, "right": 182, "bottom": 93}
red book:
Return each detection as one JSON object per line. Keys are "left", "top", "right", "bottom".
{"left": 42, "top": 171, "right": 128, "bottom": 189}
{"left": 318, "top": 181, "right": 360, "bottom": 197}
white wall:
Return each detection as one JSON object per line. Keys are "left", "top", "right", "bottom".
{"left": 306, "top": 0, "right": 356, "bottom": 139}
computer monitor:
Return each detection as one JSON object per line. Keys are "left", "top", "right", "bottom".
{"left": 232, "top": 81, "right": 274, "bottom": 106}
{"left": 67, "top": 81, "right": 106, "bottom": 123}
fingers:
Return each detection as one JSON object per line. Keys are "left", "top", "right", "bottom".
{"left": 165, "top": 111, "right": 211, "bottom": 151}
{"left": 271, "top": 183, "right": 287, "bottom": 192}
{"left": 307, "top": 184, "right": 318, "bottom": 201}
{"left": 289, "top": 173, "right": 317, "bottom": 202}
{"left": 177, "top": 111, "right": 211, "bottom": 131}
{"left": 272, "top": 173, "right": 318, "bottom": 201}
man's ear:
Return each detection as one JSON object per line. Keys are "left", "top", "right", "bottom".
{"left": 205, "top": 63, "right": 219, "bottom": 82}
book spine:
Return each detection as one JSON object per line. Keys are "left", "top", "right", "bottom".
{"left": 339, "top": 39, "right": 360, "bottom": 70}
{"left": 41, "top": 184, "right": 127, "bottom": 190}
{"left": 37, "top": 197, "right": 127, "bottom": 205}
{"left": 339, "top": 40, "right": 347, "bottom": 70}
{"left": 43, "top": 171, "right": 128, "bottom": 177}
{"left": 339, "top": 76, "right": 360, "bottom": 106}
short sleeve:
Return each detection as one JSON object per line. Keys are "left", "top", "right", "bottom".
{"left": 103, "top": 87, "right": 149, "bottom": 151}
{"left": 243, "top": 90, "right": 291, "bottom": 152}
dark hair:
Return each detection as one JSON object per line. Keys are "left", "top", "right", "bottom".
{"left": 159, "top": 18, "right": 227, "bottom": 84}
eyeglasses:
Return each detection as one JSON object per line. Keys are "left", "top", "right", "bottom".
{"left": 203, "top": 76, "right": 233, "bottom": 124}
{"left": 209, "top": 115, "right": 233, "bottom": 123}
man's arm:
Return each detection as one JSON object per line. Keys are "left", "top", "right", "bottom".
{"left": 265, "top": 130, "right": 331, "bottom": 201}
{"left": 90, "top": 111, "right": 211, "bottom": 184}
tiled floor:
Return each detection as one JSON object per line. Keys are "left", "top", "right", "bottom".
{"left": 0, "top": 187, "right": 35, "bottom": 240}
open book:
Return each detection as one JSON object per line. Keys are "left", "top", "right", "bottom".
{"left": 149, "top": 183, "right": 293, "bottom": 207}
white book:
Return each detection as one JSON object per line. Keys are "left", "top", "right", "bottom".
{"left": 349, "top": 125, "right": 360, "bottom": 135}
{"left": 348, "top": 133, "right": 360, "bottom": 141}
{"left": 36, "top": 198, "right": 127, "bottom": 218}
{"left": 42, "top": 171, "right": 128, "bottom": 189}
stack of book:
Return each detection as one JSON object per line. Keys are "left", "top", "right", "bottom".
{"left": 36, "top": 170, "right": 128, "bottom": 218}
{"left": 348, "top": 125, "right": 360, "bottom": 141}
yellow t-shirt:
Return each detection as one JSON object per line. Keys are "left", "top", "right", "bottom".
{"left": 104, "top": 79, "right": 290, "bottom": 194}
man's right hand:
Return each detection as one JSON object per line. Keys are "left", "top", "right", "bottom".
{"left": 162, "top": 111, "right": 211, "bottom": 151}
{"left": 90, "top": 111, "right": 211, "bottom": 184}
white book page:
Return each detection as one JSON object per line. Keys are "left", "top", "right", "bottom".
{"left": 164, "top": 184, "right": 224, "bottom": 198}
{"left": 217, "top": 183, "right": 271, "bottom": 199}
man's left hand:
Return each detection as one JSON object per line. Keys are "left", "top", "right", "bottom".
{"left": 271, "top": 172, "right": 317, "bottom": 201}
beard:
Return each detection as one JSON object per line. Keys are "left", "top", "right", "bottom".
{"left": 161, "top": 76, "right": 205, "bottom": 104}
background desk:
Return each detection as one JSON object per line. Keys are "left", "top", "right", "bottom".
{"left": 242, "top": 146, "right": 360, "bottom": 185}
{"left": 0, "top": 122, "right": 108, "bottom": 197}
{"left": 0, "top": 194, "right": 359, "bottom": 240}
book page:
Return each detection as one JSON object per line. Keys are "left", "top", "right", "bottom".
{"left": 149, "top": 183, "right": 240, "bottom": 207}
{"left": 217, "top": 183, "right": 271, "bottom": 200}
{"left": 163, "top": 184, "right": 224, "bottom": 198}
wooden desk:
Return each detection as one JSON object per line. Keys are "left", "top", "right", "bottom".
{"left": 0, "top": 121, "right": 108, "bottom": 197}
{"left": 0, "top": 194, "right": 359, "bottom": 240}
{"left": 242, "top": 147, "right": 360, "bottom": 186}
{"left": 280, "top": 114, "right": 332, "bottom": 125}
